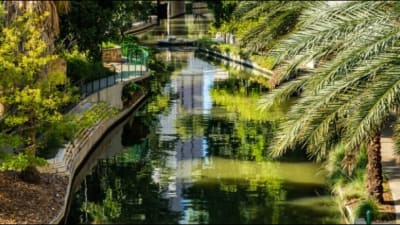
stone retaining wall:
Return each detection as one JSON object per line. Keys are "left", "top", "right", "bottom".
{"left": 196, "top": 47, "right": 274, "bottom": 79}
{"left": 39, "top": 75, "right": 150, "bottom": 224}
{"left": 102, "top": 47, "right": 122, "bottom": 63}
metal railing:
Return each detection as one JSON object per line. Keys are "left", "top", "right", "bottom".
{"left": 79, "top": 42, "right": 150, "bottom": 97}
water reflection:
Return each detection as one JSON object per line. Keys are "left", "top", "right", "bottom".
{"left": 138, "top": 14, "right": 212, "bottom": 45}
{"left": 66, "top": 51, "right": 342, "bottom": 224}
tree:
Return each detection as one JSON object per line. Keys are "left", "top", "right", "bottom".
{"left": 2, "top": 0, "right": 70, "bottom": 53}
{"left": 58, "top": 0, "right": 154, "bottom": 61}
{"left": 258, "top": 1, "right": 400, "bottom": 202}
{"left": 206, "top": 0, "right": 237, "bottom": 29}
{"left": 208, "top": 1, "right": 324, "bottom": 56}
{"left": 0, "top": 11, "right": 78, "bottom": 183}
{"left": 235, "top": 1, "right": 325, "bottom": 55}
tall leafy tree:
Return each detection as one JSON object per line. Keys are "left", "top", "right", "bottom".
{"left": 58, "top": 0, "right": 154, "bottom": 61}
{"left": 259, "top": 1, "right": 400, "bottom": 202}
{"left": 2, "top": 0, "right": 70, "bottom": 53}
{"left": 206, "top": 0, "right": 237, "bottom": 29}
{"left": 0, "top": 10, "right": 78, "bottom": 182}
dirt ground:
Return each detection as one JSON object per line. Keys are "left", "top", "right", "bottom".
{"left": 0, "top": 171, "right": 68, "bottom": 224}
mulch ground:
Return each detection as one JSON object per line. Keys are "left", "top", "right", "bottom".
{"left": 0, "top": 171, "right": 68, "bottom": 224}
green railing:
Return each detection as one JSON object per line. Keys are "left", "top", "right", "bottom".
{"left": 80, "top": 41, "right": 149, "bottom": 96}
{"left": 117, "top": 41, "right": 149, "bottom": 80}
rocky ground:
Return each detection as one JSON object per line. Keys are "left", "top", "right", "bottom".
{"left": 0, "top": 171, "right": 68, "bottom": 224}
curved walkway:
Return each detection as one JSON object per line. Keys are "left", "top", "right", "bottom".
{"left": 381, "top": 117, "right": 400, "bottom": 224}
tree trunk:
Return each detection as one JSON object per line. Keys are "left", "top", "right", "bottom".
{"left": 19, "top": 166, "right": 41, "bottom": 184}
{"left": 366, "top": 131, "right": 384, "bottom": 203}
{"left": 3, "top": 0, "right": 59, "bottom": 53}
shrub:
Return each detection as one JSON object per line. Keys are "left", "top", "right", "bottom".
{"left": 101, "top": 41, "right": 118, "bottom": 49}
{"left": 354, "top": 198, "right": 380, "bottom": 221}
{"left": 251, "top": 55, "right": 277, "bottom": 69}
{"left": 63, "top": 49, "right": 115, "bottom": 84}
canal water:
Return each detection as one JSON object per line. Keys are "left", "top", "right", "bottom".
{"left": 66, "top": 11, "right": 343, "bottom": 224}
{"left": 65, "top": 48, "right": 343, "bottom": 224}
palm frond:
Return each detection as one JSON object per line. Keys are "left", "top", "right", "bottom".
{"left": 345, "top": 65, "right": 400, "bottom": 150}
{"left": 268, "top": 51, "right": 400, "bottom": 159}
{"left": 271, "top": 1, "right": 389, "bottom": 68}
{"left": 258, "top": 77, "right": 306, "bottom": 111}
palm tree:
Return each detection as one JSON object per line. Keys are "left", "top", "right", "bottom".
{"left": 258, "top": 1, "right": 400, "bottom": 203}
{"left": 3, "top": 0, "right": 69, "bottom": 52}
{"left": 227, "top": 1, "right": 326, "bottom": 55}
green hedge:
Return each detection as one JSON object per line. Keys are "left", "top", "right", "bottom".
{"left": 64, "top": 50, "right": 115, "bottom": 84}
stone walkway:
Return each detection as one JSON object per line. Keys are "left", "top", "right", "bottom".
{"left": 381, "top": 115, "right": 400, "bottom": 224}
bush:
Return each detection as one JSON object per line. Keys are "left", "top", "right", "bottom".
{"left": 101, "top": 41, "right": 118, "bottom": 49}
{"left": 251, "top": 55, "right": 277, "bottom": 69}
{"left": 63, "top": 49, "right": 115, "bottom": 84}
{"left": 195, "top": 37, "right": 216, "bottom": 49}
{"left": 354, "top": 198, "right": 380, "bottom": 221}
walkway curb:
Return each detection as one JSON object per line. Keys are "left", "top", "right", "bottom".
{"left": 42, "top": 75, "right": 151, "bottom": 224}
{"left": 381, "top": 136, "right": 400, "bottom": 224}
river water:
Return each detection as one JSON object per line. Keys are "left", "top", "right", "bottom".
{"left": 65, "top": 14, "right": 342, "bottom": 224}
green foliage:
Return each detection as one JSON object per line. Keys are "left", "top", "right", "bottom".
{"left": 211, "top": 89, "right": 281, "bottom": 122}
{"left": 83, "top": 188, "right": 122, "bottom": 223}
{"left": 250, "top": 55, "right": 277, "bottom": 70}
{"left": 78, "top": 103, "right": 118, "bottom": 129}
{"left": 0, "top": 133, "right": 23, "bottom": 149}
{"left": 64, "top": 49, "right": 115, "bottom": 83}
{"left": 148, "top": 50, "right": 175, "bottom": 76}
{"left": 147, "top": 95, "right": 170, "bottom": 114}
{"left": 195, "top": 37, "right": 216, "bottom": 49}
{"left": 354, "top": 198, "right": 380, "bottom": 221}
{"left": 58, "top": 1, "right": 155, "bottom": 61}
{"left": 126, "top": 83, "right": 144, "bottom": 92}
{"left": 326, "top": 145, "right": 373, "bottom": 211}
{"left": 0, "top": 152, "right": 47, "bottom": 172}
{"left": 212, "top": 1, "right": 322, "bottom": 55}
{"left": 0, "top": 3, "right": 3, "bottom": 29}
{"left": 207, "top": 0, "right": 238, "bottom": 29}
{"left": 102, "top": 41, "right": 119, "bottom": 49}
{"left": 327, "top": 145, "right": 368, "bottom": 185}
{"left": 0, "top": 11, "right": 77, "bottom": 172}
{"left": 37, "top": 114, "right": 80, "bottom": 158}
{"left": 260, "top": 2, "right": 400, "bottom": 161}
{"left": 39, "top": 103, "right": 118, "bottom": 158}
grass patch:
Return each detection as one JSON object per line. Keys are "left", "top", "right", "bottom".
{"left": 326, "top": 144, "right": 395, "bottom": 223}
{"left": 101, "top": 41, "right": 119, "bottom": 49}
{"left": 354, "top": 198, "right": 380, "bottom": 222}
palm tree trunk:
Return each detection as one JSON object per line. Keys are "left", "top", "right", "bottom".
{"left": 366, "top": 131, "right": 384, "bottom": 203}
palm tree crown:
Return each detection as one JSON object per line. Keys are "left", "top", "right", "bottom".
{"left": 256, "top": 1, "right": 400, "bottom": 202}
{"left": 259, "top": 1, "right": 400, "bottom": 159}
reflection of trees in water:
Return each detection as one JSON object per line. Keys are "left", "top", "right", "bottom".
{"left": 182, "top": 177, "right": 340, "bottom": 224}
{"left": 122, "top": 116, "right": 151, "bottom": 146}
{"left": 67, "top": 56, "right": 184, "bottom": 224}
{"left": 202, "top": 113, "right": 275, "bottom": 161}
{"left": 68, "top": 160, "right": 181, "bottom": 224}
{"left": 181, "top": 177, "right": 284, "bottom": 224}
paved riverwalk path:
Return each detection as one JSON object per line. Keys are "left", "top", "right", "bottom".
{"left": 381, "top": 118, "right": 400, "bottom": 224}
